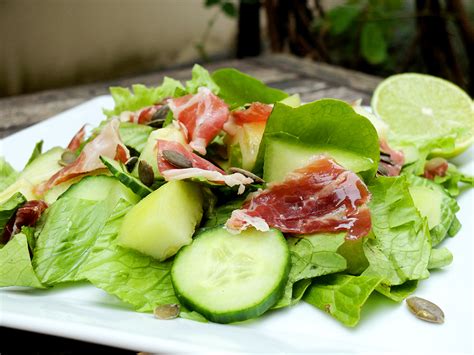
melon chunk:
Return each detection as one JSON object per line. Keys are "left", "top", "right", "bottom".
{"left": 118, "top": 180, "right": 203, "bottom": 261}
{"left": 133, "top": 126, "right": 186, "bottom": 178}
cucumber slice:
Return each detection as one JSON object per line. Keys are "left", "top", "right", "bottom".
{"left": 264, "top": 138, "right": 374, "bottom": 183}
{"left": 100, "top": 156, "right": 152, "bottom": 198}
{"left": 171, "top": 227, "right": 290, "bottom": 323}
{"left": 60, "top": 175, "right": 139, "bottom": 205}
{"left": 20, "top": 147, "right": 64, "bottom": 186}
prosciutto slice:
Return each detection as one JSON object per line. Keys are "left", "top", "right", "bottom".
{"left": 233, "top": 102, "right": 272, "bottom": 124}
{"left": 378, "top": 139, "right": 405, "bottom": 176}
{"left": 168, "top": 87, "right": 229, "bottom": 155}
{"left": 223, "top": 102, "right": 272, "bottom": 136}
{"left": 423, "top": 157, "right": 448, "bottom": 180}
{"left": 118, "top": 104, "right": 165, "bottom": 124}
{"left": 36, "top": 119, "right": 129, "bottom": 195}
{"left": 226, "top": 156, "right": 372, "bottom": 239}
{"left": 67, "top": 125, "right": 87, "bottom": 151}
{"left": 157, "top": 140, "right": 253, "bottom": 194}
{"left": 2, "top": 200, "right": 48, "bottom": 244}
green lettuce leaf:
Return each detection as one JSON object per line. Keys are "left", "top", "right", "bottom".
{"left": 428, "top": 247, "right": 453, "bottom": 269}
{"left": 186, "top": 64, "right": 220, "bottom": 94}
{"left": 21, "top": 225, "right": 36, "bottom": 252}
{"left": 0, "top": 233, "right": 45, "bottom": 288}
{"left": 375, "top": 280, "right": 418, "bottom": 302}
{"left": 202, "top": 198, "right": 245, "bottom": 229}
{"left": 274, "top": 233, "right": 347, "bottom": 309}
{"left": 32, "top": 198, "right": 113, "bottom": 284}
{"left": 78, "top": 199, "right": 178, "bottom": 312}
{"left": 104, "top": 77, "right": 185, "bottom": 117}
{"left": 363, "top": 176, "right": 431, "bottom": 286}
{"left": 254, "top": 99, "right": 380, "bottom": 180}
{"left": 0, "top": 157, "right": 19, "bottom": 193}
{"left": 303, "top": 274, "right": 382, "bottom": 327}
{"left": 337, "top": 237, "right": 369, "bottom": 275}
{"left": 406, "top": 174, "right": 460, "bottom": 246}
{"left": 25, "top": 140, "right": 44, "bottom": 168}
{"left": 0, "top": 192, "right": 26, "bottom": 234}
{"left": 119, "top": 122, "right": 153, "bottom": 153}
{"left": 212, "top": 68, "right": 288, "bottom": 109}
{"left": 433, "top": 163, "right": 474, "bottom": 197}
{"left": 399, "top": 135, "right": 456, "bottom": 175}
{"left": 179, "top": 308, "right": 208, "bottom": 323}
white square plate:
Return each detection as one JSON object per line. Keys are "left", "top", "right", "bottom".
{"left": 1, "top": 96, "right": 473, "bottom": 353}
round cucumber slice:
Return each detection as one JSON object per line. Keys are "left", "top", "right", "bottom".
{"left": 171, "top": 227, "right": 290, "bottom": 323}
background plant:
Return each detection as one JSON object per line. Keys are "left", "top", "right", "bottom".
{"left": 205, "top": 0, "right": 474, "bottom": 94}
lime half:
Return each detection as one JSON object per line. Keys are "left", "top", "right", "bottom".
{"left": 371, "top": 73, "right": 473, "bottom": 158}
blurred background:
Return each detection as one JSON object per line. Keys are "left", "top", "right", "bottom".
{"left": 1, "top": 0, "right": 473, "bottom": 97}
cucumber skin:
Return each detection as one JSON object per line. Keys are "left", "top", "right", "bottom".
{"left": 100, "top": 156, "right": 152, "bottom": 198}
{"left": 171, "top": 227, "right": 290, "bottom": 324}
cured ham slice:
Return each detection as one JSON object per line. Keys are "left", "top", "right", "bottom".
{"left": 226, "top": 156, "right": 371, "bottom": 239}
{"left": 67, "top": 125, "right": 87, "bottom": 151}
{"left": 157, "top": 140, "right": 253, "bottom": 194}
{"left": 36, "top": 119, "right": 129, "bottom": 195}
{"left": 423, "top": 157, "right": 448, "bottom": 180}
{"left": 378, "top": 139, "right": 405, "bottom": 176}
{"left": 117, "top": 104, "right": 166, "bottom": 124}
{"left": 2, "top": 200, "right": 48, "bottom": 243}
{"left": 223, "top": 102, "right": 272, "bottom": 136}
{"left": 168, "top": 87, "right": 229, "bottom": 155}
{"left": 233, "top": 102, "right": 272, "bottom": 125}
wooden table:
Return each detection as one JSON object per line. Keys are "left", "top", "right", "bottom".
{"left": 0, "top": 54, "right": 381, "bottom": 138}
{"left": 0, "top": 54, "right": 380, "bottom": 353}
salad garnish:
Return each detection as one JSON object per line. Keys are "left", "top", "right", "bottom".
{"left": 0, "top": 64, "right": 472, "bottom": 327}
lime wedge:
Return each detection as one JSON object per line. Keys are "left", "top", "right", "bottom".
{"left": 371, "top": 73, "right": 473, "bottom": 158}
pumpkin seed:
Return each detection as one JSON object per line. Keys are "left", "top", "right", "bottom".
{"left": 59, "top": 150, "right": 77, "bottom": 166}
{"left": 162, "top": 150, "right": 193, "bottom": 168}
{"left": 406, "top": 296, "right": 444, "bottom": 324}
{"left": 229, "top": 167, "right": 264, "bottom": 184}
{"left": 125, "top": 156, "right": 139, "bottom": 172}
{"left": 154, "top": 303, "right": 180, "bottom": 320}
{"left": 138, "top": 160, "right": 155, "bottom": 187}
{"left": 379, "top": 153, "right": 393, "bottom": 164}
{"left": 377, "top": 163, "right": 389, "bottom": 176}
{"left": 148, "top": 105, "right": 170, "bottom": 128}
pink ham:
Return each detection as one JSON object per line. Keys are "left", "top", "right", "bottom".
{"left": 226, "top": 156, "right": 372, "bottom": 240}
{"left": 379, "top": 139, "right": 405, "bottom": 176}
{"left": 224, "top": 102, "right": 272, "bottom": 136}
{"left": 2, "top": 200, "right": 48, "bottom": 243}
{"left": 118, "top": 104, "right": 165, "bottom": 124}
{"left": 67, "top": 125, "right": 87, "bottom": 152}
{"left": 35, "top": 119, "right": 129, "bottom": 195}
{"left": 423, "top": 157, "right": 449, "bottom": 180}
{"left": 168, "top": 87, "right": 229, "bottom": 155}
{"left": 156, "top": 140, "right": 253, "bottom": 194}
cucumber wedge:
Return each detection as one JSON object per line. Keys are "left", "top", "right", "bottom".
{"left": 171, "top": 227, "right": 290, "bottom": 323}
{"left": 100, "top": 156, "right": 152, "bottom": 198}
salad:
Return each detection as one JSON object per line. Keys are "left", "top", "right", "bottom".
{"left": 0, "top": 65, "right": 472, "bottom": 326}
